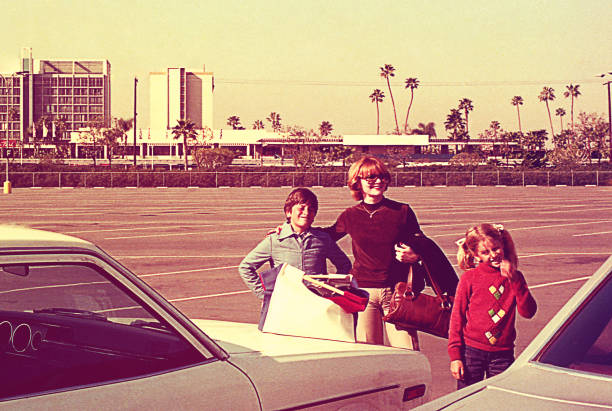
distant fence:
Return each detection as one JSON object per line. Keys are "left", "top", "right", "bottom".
{"left": 7, "top": 171, "right": 612, "bottom": 188}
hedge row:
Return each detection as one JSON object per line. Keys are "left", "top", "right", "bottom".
{"left": 6, "top": 171, "right": 612, "bottom": 188}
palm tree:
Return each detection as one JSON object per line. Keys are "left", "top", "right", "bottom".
{"left": 226, "top": 115, "right": 242, "bottom": 130}
{"left": 458, "top": 98, "right": 474, "bottom": 134}
{"left": 369, "top": 89, "right": 385, "bottom": 135}
{"left": 511, "top": 96, "right": 524, "bottom": 133}
{"left": 266, "top": 112, "right": 282, "bottom": 132}
{"left": 415, "top": 122, "right": 437, "bottom": 137}
{"left": 403, "top": 77, "right": 419, "bottom": 133}
{"left": 319, "top": 121, "right": 333, "bottom": 136}
{"left": 563, "top": 84, "right": 581, "bottom": 130}
{"left": 171, "top": 119, "right": 197, "bottom": 169}
{"left": 252, "top": 120, "right": 265, "bottom": 130}
{"left": 116, "top": 117, "right": 134, "bottom": 158}
{"left": 53, "top": 117, "right": 68, "bottom": 141}
{"left": 444, "top": 109, "right": 466, "bottom": 141}
{"left": 538, "top": 86, "right": 556, "bottom": 137}
{"left": 379, "top": 64, "right": 399, "bottom": 134}
{"left": 555, "top": 108, "right": 566, "bottom": 131}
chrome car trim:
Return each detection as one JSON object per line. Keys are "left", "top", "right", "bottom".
{"left": 278, "top": 384, "right": 401, "bottom": 410}
{"left": 488, "top": 386, "right": 612, "bottom": 408}
{"left": 11, "top": 323, "right": 32, "bottom": 353}
{"left": 0, "top": 320, "right": 12, "bottom": 345}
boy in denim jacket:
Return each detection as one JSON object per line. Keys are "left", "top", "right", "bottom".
{"left": 239, "top": 188, "right": 352, "bottom": 299}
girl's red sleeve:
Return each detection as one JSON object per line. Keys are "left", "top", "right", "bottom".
{"left": 510, "top": 271, "right": 537, "bottom": 319}
{"left": 448, "top": 271, "right": 470, "bottom": 361}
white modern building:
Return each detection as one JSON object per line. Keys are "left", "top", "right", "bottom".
{"left": 149, "top": 67, "right": 214, "bottom": 131}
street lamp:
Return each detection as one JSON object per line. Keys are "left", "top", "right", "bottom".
{"left": 597, "top": 72, "right": 612, "bottom": 162}
{"left": 133, "top": 77, "right": 138, "bottom": 166}
{"left": 0, "top": 71, "right": 28, "bottom": 194}
{"left": 0, "top": 73, "right": 13, "bottom": 194}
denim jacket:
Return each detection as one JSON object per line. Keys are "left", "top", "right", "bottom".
{"left": 238, "top": 222, "right": 352, "bottom": 299}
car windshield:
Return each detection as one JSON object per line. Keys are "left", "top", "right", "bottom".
{"left": 0, "top": 261, "right": 206, "bottom": 400}
{"left": 0, "top": 263, "right": 156, "bottom": 322}
{"left": 536, "top": 268, "right": 612, "bottom": 376}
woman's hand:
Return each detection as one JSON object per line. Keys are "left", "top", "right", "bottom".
{"left": 395, "top": 243, "right": 419, "bottom": 263}
{"left": 450, "top": 360, "right": 464, "bottom": 380}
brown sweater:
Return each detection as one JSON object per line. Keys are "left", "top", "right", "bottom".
{"left": 326, "top": 198, "right": 422, "bottom": 288}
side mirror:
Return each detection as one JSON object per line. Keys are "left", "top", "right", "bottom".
{"left": 2, "top": 265, "right": 29, "bottom": 277}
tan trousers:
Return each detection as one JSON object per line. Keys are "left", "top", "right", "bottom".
{"left": 356, "top": 287, "right": 420, "bottom": 350}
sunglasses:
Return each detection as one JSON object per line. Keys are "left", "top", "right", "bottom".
{"left": 361, "top": 174, "right": 386, "bottom": 184}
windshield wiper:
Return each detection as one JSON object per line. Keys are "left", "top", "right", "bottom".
{"left": 130, "top": 319, "right": 170, "bottom": 333}
{"left": 34, "top": 307, "right": 108, "bottom": 322}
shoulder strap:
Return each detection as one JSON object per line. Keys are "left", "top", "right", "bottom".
{"left": 419, "top": 260, "right": 445, "bottom": 297}
{"left": 406, "top": 264, "right": 414, "bottom": 290}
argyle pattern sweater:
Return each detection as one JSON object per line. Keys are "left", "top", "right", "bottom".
{"left": 448, "top": 263, "right": 537, "bottom": 361}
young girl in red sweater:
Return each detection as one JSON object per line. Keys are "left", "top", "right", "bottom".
{"left": 448, "top": 223, "right": 537, "bottom": 389}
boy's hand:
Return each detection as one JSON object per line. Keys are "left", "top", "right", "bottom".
{"left": 394, "top": 243, "right": 419, "bottom": 263}
{"left": 500, "top": 259, "right": 516, "bottom": 281}
{"left": 266, "top": 225, "right": 283, "bottom": 236}
{"left": 450, "top": 360, "right": 464, "bottom": 380}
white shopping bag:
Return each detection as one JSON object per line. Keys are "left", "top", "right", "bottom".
{"left": 261, "top": 264, "right": 356, "bottom": 342}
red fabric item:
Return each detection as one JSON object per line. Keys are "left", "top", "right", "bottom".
{"left": 327, "top": 288, "right": 369, "bottom": 313}
{"left": 448, "top": 264, "right": 537, "bottom": 361}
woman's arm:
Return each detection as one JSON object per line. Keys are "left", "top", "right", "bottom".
{"left": 321, "top": 210, "right": 349, "bottom": 243}
{"left": 326, "top": 238, "right": 352, "bottom": 274}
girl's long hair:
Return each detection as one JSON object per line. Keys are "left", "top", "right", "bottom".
{"left": 457, "top": 224, "right": 518, "bottom": 270}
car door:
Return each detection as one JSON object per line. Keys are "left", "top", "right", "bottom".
{"left": 0, "top": 251, "right": 260, "bottom": 410}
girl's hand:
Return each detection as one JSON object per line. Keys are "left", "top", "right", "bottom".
{"left": 500, "top": 259, "right": 516, "bottom": 280}
{"left": 395, "top": 243, "right": 419, "bottom": 263}
{"left": 450, "top": 360, "right": 464, "bottom": 380}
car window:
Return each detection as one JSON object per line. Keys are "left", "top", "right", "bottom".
{"left": 536, "top": 269, "right": 612, "bottom": 376}
{"left": 0, "top": 262, "right": 207, "bottom": 400}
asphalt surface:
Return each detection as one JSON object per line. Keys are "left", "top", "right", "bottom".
{"left": 2, "top": 186, "right": 611, "bottom": 400}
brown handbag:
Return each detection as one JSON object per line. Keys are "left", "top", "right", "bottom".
{"left": 383, "top": 260, "right": 454, "bottom": 338}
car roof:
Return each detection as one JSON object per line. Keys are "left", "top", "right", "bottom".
{"left": 0, "top": 225, "right": 97, "bottom": 251}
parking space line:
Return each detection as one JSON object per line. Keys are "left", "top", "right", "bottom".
{"left": 170, "top": 290, "right": 251, "bottom": 302}
{"left": 573, "top": 230, "right": 612, "bottom": 237}
{"left": 432, "top": 220, "right": 612, "bottom": 238}
{"left": 105, "top": 228, "right": 261, "bottom": 240}
{"left": 530, "top": 276, "right": 591, "bottom": 289}
{"left": 139, "top": 266, "right": 239, "bottom": 277}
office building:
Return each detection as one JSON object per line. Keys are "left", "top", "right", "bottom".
{"left": 149, "top": 67, "right": 214, "bottom": 131}
{"left": 0, "top": 48, "right": 111, "bottom": 146}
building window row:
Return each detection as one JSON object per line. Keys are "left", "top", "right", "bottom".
{"left": 0, "top": 97, "right": 19, "bottom": 105}
{"left": 39, "top": 77, "right": 103, "bottom": 87}
{"left": 0, "top": 78, "right": 20, "bottom": 87}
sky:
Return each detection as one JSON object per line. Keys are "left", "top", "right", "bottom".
{"left": 2, "top": 0, "right": 612, "bottom": 138}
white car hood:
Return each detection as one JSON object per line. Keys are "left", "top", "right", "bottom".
{"left": 417, "top": 363, "right": 612, "bottom": 410}
{"left": 193, "top": 319, "right": 432, "bottom": 410}
{"left": 192, "top": 318, "right": 405, "bottom": 356}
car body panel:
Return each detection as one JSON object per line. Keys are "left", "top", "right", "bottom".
{"left": 417, "top": 256, "right": 612, "bottom": 410}
{"left": 0, "top": 361, "right": 260, "bottom": 410}
{"left": 194, "top": 319, "right": 432, "bottom": 409}
{"left": 0, "top": 225, "right": 433, "bottom": 410}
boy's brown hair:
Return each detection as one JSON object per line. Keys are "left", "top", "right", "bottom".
{"left": 284, "top": 188, "right": 318, "bottom": 221}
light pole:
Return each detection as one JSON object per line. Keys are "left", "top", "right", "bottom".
{"left": 606, "top": 78, "right": 612, "bottom": 162}
{"left": 133, "top": 77, "right": 138, "bottom": 166}
{"left": 598, "top": 72, "right": 612, "bottom": 162}
{"left": 0, "top": 73, "right": 12, "bottom": 194}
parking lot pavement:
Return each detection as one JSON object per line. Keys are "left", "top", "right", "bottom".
{"left": 2, "top": 186, "right": 611, "bottom": 399}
